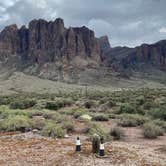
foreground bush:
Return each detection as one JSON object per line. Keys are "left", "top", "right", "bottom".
{"left": 92, "top": 114, "right": 109, "bottom": 121}
{"left": 32, "top": 118, "right": 46, "bottom": 130}
{"left": 72, "top": 108, "right": 87, "bottom": 119}
{"left": 45, "top": 101, "right": 63, "bottom": 110}
{"left": 136, "top": 95, "right": 146, "bottom": 105}
{"left": 110, "top": 127, "right": 125, "bottom": 140}
{"left": 142, "top": 122, "right": 164, "bottom": 139}
{"left": 0, "top": 106, "right": 27, "bottom": 119}
{"left": 118, "top": 114, "right": 149, "bottom": 127}
{"left": 41, "top": 123, "right": 65, "bottom": 138}
{"left": 87, "top": 123, "right": 110, "bottom": 141}
{"left": 148, "top": 107, "right": 166, "bottom": 121}
{"left": 153, "top": 119, "right": 166, "bottom": 132}
{"left": 0, "top": 96, "right": 12, "bottom": 105}
{"left": 10, "top": 100, "right": 36, "bottom": 109}
{"left": 27, "top": 109, "right": 45, "bottom": 118}
{"left": 0, "top": 115, "right": 32, "bottom": 132}
{"left": 62, "top": 121, "right": 75, "bottom": 133}
{"left": 84, "top": 100, "right": 96, "bottom": 109}
{"left": 119, "top": 103, "right": 136, "bottom": 114}
{"left": 45, "top": 98, "right": 73, "bottom": 110}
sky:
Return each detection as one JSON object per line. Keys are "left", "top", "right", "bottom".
{"left": 0, "top": 0, "right": 166, "bottom": 47}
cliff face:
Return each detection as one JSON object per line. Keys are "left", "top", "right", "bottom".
{"left": 104, "top": 40, "right": 166, "bottom": 70}
{"left": 0, "top": 17, "right": 166, "bottom": 79}
{"left": 0, "top": 18, "right": 101, "bottom": 64}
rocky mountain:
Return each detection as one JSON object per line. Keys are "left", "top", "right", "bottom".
{"left": 104, "top": 40, "right": 166, "bottom": 71}
{"left": 0, "top": 18, "right": 166, "bottom": 84}
{"left": 0, "top": 18, "right": 100, "bottom": 64}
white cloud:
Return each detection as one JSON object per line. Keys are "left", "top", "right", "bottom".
{"left": 0, "top": 0, "right": 166, "bottom": 47}
{"left": 121, "top": 21, "right": 142, "bottom": 30}
{"left": 159, "top": 27, "right": 166, "bottom": 33}
{"left": 0, "top": 0, "right": 20, "bottom": 7}
{"left": 87, "top": 19, "right": 113, "bottom": 37}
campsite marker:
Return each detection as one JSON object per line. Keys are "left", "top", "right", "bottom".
{"left": 76, "top": 137, "right": 81, "bottom": 152}
{"left": 99, "top": 137, "right": 105, "bottom": 156}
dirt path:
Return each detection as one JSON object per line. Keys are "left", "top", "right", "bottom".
{"left": 0, "top": 130, "right": 165, "bottom": 166}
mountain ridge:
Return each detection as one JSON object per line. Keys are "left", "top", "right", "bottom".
{"left": 0, "top": 18, "right": 166, "bottom": 84}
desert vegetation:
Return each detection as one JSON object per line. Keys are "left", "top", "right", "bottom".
{"left": 0, "top": 88, "right": 165, "bottom": 140}
{"left": 0, "top": 88, "right": 165, "bottom": 165}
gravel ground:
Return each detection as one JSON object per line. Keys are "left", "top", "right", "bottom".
{"left": 0, "top": 130, "right": 165, "bottom": 166}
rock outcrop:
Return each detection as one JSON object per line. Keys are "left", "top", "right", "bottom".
{"left": 0, "top": 17, "right": 166, "bottom": 80}
{"left": 104, "top": 40, "right": 166, "bottom": 70}
{"left": 0, "top": 18, "right": 101, "bottom": 64}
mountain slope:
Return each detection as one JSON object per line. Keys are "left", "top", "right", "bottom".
{"left": 0, "top": 18, "right": 166, "bottom": 86}
{"left": 104, "top": 40, "right": 166, "bottom": 71}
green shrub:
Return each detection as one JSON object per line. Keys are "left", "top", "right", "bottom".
{"left": 62, "top": 121, "right": 75, "bottom": 133}
{"left": 0, "top": 115, "right": 32, "bottom": 132}
{"left": 119, "top": 103, "right": 136, "bottom": 114}
{"left": 153, "top": 119, "right": 166, "bottom": 132}
{"left": 62, "top": 98, "right": 74, "bottom": 106}
{"left": 27, "top": 109, "right": 45, "bottom": 118}
{"left": 32, "top": 118, "right": 45, "bottom": 130}
{"left": 110, "top": 127, "right": 125, "bottom": 140}
{"left": 45, "top": 98, "right": 73, "bottom": 110}
{"left": 43, "top": 110, "right": 57, "bottom": 119}
{"left": 51, "top": 113, "right": 68, "bottom": 123}
{"left": 45, "top": 101, "right": 63, "bottom": 110}
{"left": 88, "top": 123, "right": 110, "bottom": 141}
{"left": 84, "top": 100, "right": 96, "bottom": 109}
{"left": 92, "top": 114, "right": 109, "bottom": 121}
{"left": 0, "top": 106, "right": 27, "bottom": 119}
{"left": 33, "top": 100, "right": 46, "bottom": 110}
{"left": 10, "top": 99, "right": 36, "bottom": 109}
{"left": 143, "top": 101, "right": 156, "bottom": 110}
{"left": 118, "top": 114, "right": 149, "bottom": 127}
{"left": 41, "top": 123, "right": 65, "bottom": 138}
{"left": 73, "top": 108, "right": 87, "bottom": 119}
{"left": 136, "top": 95, "right": 146, "bottom": 105}
{"left": 0, "top": 96, "right": 12, "bottom": 105}
{"left": 99, "top": 98, "right": 116, "bottom": 106}
{"left": 148, "top": 107, "right": 166, "bottom": 121}
{"left": 142, "top": 122, "right": 164, "bottom": 139}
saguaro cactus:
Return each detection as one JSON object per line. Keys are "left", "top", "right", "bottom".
{"left": 92, "top": 134, "right": 100, "bottom": 153}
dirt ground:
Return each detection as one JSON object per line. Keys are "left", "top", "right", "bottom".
{"left": 0, "top": 125, "right": 165, "bottom": 166}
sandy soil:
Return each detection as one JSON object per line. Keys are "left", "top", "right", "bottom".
{"left": 0, "top": 125, "right": 165, "bottom": 166}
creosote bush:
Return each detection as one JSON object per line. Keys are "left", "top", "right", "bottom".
{"left": 84, "top": 100, "right": 96, "bottom": 109}
{"left": 119, "top": 103, "right": 136, "bottom": 114}
{"left": 45, "top": 101, "right": 64, "bottom": 110}
{"left": 41, "top": 122, "right": 65, "bottom": 138}
{"left": 153, "top": 119, "right": 166, "bottom": 132}
{"left": 148, "top": 107, "right": 166, "bottom": 121}
{"left": 142, "top": 122, "right": 164, "bottom": 139}
{"left": 110, "top": 127, "right": 125, "bottom": 140}
{"left": 92, "top": 114, "right": 109, "bottom": 121}
{"left": 62, "top": 121, "right": 75, "bottom": 133}
{"left": 72, "top": 108, "right": 87, "bottom": 119}
{"left": 32, "top": 118, "right": 46, "bottom": 130}
{"left": 10, "top": 99, "right": 36, "bottom": 109}
{"left": 0, "top": 106, "right": 27, "bottom": 119}
{"left": 136, "top": 95, "right": 146, "bottom": 105}
{"left": 45, "top": 98, "right": 73, "bottom": 110}
{"left": 87, "top": 122, "right": 110, "bottom": 141}
{"left": 118, "top": 114, "right": 149, "bottom": 127}
{"left": 0, "top": 115, "right": 32, "bottom": 132}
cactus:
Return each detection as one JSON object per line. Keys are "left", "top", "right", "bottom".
{"left": 92, "top": 134, "right": 100, "bottom": 153}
